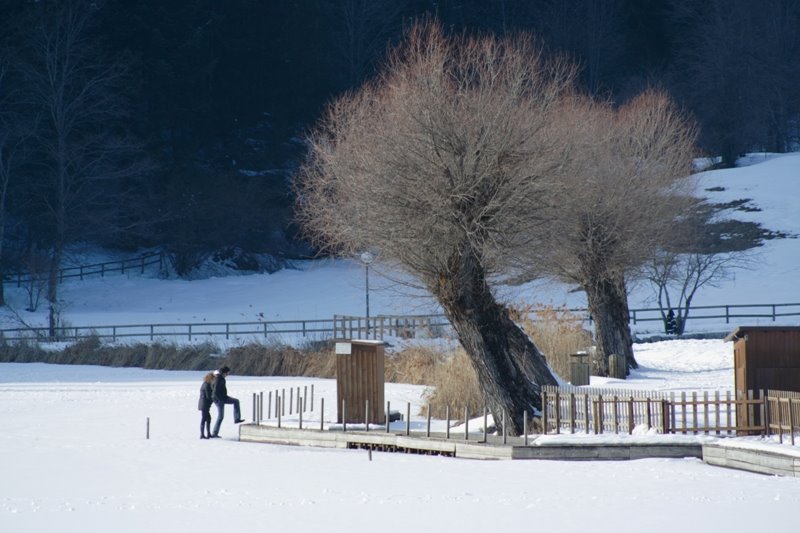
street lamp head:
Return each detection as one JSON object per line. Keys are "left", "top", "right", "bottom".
{"left": 360, "top": 251, "right": 375, "bottom": 265}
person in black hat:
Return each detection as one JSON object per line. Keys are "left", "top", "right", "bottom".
{"left": 210, "top": 366, "right": 244, "bottom": 438}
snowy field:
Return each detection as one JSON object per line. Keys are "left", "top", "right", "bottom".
{"left": 1, "top": 153, "right": 799, "bottom": 531}
{"left": 3, "top": 349, "right": 800, "bottom": 533}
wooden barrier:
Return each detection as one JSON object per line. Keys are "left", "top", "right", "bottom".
{"left": 542, "top": 385, "right": 770, "bottom": 436}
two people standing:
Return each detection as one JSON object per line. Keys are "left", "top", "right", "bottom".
{"left": 198, "top": 365, "right": 244, "bottom": 439}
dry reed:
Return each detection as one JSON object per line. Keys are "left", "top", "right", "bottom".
{"left": 512, "top": 304, "right": 593, "bottom": 380}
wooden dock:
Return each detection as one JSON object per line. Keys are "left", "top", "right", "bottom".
{"left": 238, "top": 423, "right": 704, "bottom": 461}
{"left": 703, "top": 442, "right": 800, "bottom": 477}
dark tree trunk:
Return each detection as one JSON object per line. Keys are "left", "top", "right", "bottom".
{"left": 430, "top": 247, "right": 558, "bottom": 436}
{"left": 585, "top": 274, "right": 637, "bottom": 376}
{"left": 47, "top": 247, "right": 61, "bottom": 338}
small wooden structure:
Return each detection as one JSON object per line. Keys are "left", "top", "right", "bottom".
{"left": 569, "top": 353, "right": 590, "bottom": 386}
{"left": 726, "top": 326, "right": 800, "bottom": 429}
{"left": 335, "top": 339, "right": 385, "bottom": 424}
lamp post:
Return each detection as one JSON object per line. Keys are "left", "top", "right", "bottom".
{"left": 360, "top": 251, "right": 375, "bottom": 338}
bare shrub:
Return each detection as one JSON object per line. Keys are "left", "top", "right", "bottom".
{"left": 422, "top": 348, "right": 483, "bottom": 420}
{"left": 0, "top": 339, "right": 47, "bottom": 363}
{"left": 222, "top": 342, "right": 336, "bottom": 378}
{"left": 385, "top": 346, "right": 444, "bottom": 385}
{"left": 512, "top": 304, "right": 593, "bottom": 380}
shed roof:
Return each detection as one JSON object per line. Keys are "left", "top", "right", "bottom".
{"left": 724, "top": 326, "right": 800, "bottom": 342}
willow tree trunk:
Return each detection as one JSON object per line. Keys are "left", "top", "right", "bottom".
{"left": 431, "top": 248, "right": 558, "bottom": 436}
{"left": 585, "top": 275, "right": 638, "bottom": 376}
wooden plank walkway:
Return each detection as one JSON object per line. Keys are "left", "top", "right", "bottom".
{"left": 703, "top": 442, "right": 800, "bottom": 477}
{"left": 238, "top": 424, "right": 703, "bottom": 461}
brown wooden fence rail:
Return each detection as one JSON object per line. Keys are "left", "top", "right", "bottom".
{"left": 2, "top": 304, "right": 799, "bottom": 344}
{"left": 3, "top": 252, "right": 163, "bottom": 287}
{"left": 541, "top": 385, "right": 769, "bottom": 436}
{"left": 332, "top": 314, "right": 451, "bottom": 340}
{"left": 0, "top": 318, "right": 339, "bottom": 343}
{"left": 767, "top": 389, "right": 800, "bottom": 445}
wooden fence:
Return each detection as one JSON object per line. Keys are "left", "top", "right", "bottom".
{"left": 541, "top": 385, "right": 770, "bottom": 436}
{"left": 767, "top": 389, "right": 800, "bottom": 445}
{"left": 2, "top": 304, "right": 800, "bottom": 344}
{"left": 0, "top": 318, "right": 338, "bottom": 343}
{"left": 3, "top": 252, "right": 163, "bottom": 287}
{"left": 332, "top": 314, "right": 450, "bottom": 340}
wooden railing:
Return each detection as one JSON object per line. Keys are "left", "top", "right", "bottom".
{"left": 0, "top": 318, "right": 338, "bottom": 343}
{"left": 2, "top": 303, "right": 799, "bottom": 344}
{"left": 3, "top": 252, "right": 163, "bottom": 287}
{"left": 541, "top": 385, "right": 768, "bottom": 436}
{"left": 767, "top": 390, "right": 800, "bottom": 445}
{"left": 332, "top": 314, "right": 451, "bottom": 340}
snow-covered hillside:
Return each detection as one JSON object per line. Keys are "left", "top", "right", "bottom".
{"left": 1, "top": 153, "right": 797, "bottom": 340}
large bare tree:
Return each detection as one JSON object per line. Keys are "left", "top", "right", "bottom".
{"left": 530, "top": 90, "right": 698, "bottom": 374}
{"left": 295, "top": 22, "right": 578, "bottom": 434}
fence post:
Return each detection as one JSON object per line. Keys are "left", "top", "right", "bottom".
{"left": 541, "top": 391, "right": 548, "bottom": 435}
{"left": 725, "top": 390, "right": 731, "bottom": 435}
{"left": 627, "top": 396, "right": 634, "bottom": 434}
{"left": 523, "top": 410, "right": 528, "bottom": 446}
{"left": 555, "top": 390, "right": 562, "bottom": 434}
{"left": 502, "top": 410, "right": 507, "bottom": 445}
{"left": 566, "top": 391, "right": 574, "bottom": 434}
{"left": 584, "top": 394, "right": 590, "bottom": 434}
{"left": 427, "top": 404, "right": 431, "bottom": 437}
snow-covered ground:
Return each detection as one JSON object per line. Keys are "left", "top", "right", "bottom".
{"left": 1, "top": 153, "right": 799, "bottom": 531}
{"left": 3, "top": 350, "right": 800, "bottom": 533}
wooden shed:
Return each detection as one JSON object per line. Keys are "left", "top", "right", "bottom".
{"left": 726, "top": 326, "right": 800, "bottom": 429}
{"left": 335, "top": 339, "right": 385, "bottom": 425}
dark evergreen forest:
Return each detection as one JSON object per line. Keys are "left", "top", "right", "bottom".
{"left": 0, "top": 0, "right": 798, "bottom": 277}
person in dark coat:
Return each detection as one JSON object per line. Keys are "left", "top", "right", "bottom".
{"left": 198, "top": 372, "right": 215, "bottom": 439}
{"left": 210, "top": 366, "right": 244, "bottom": 437}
